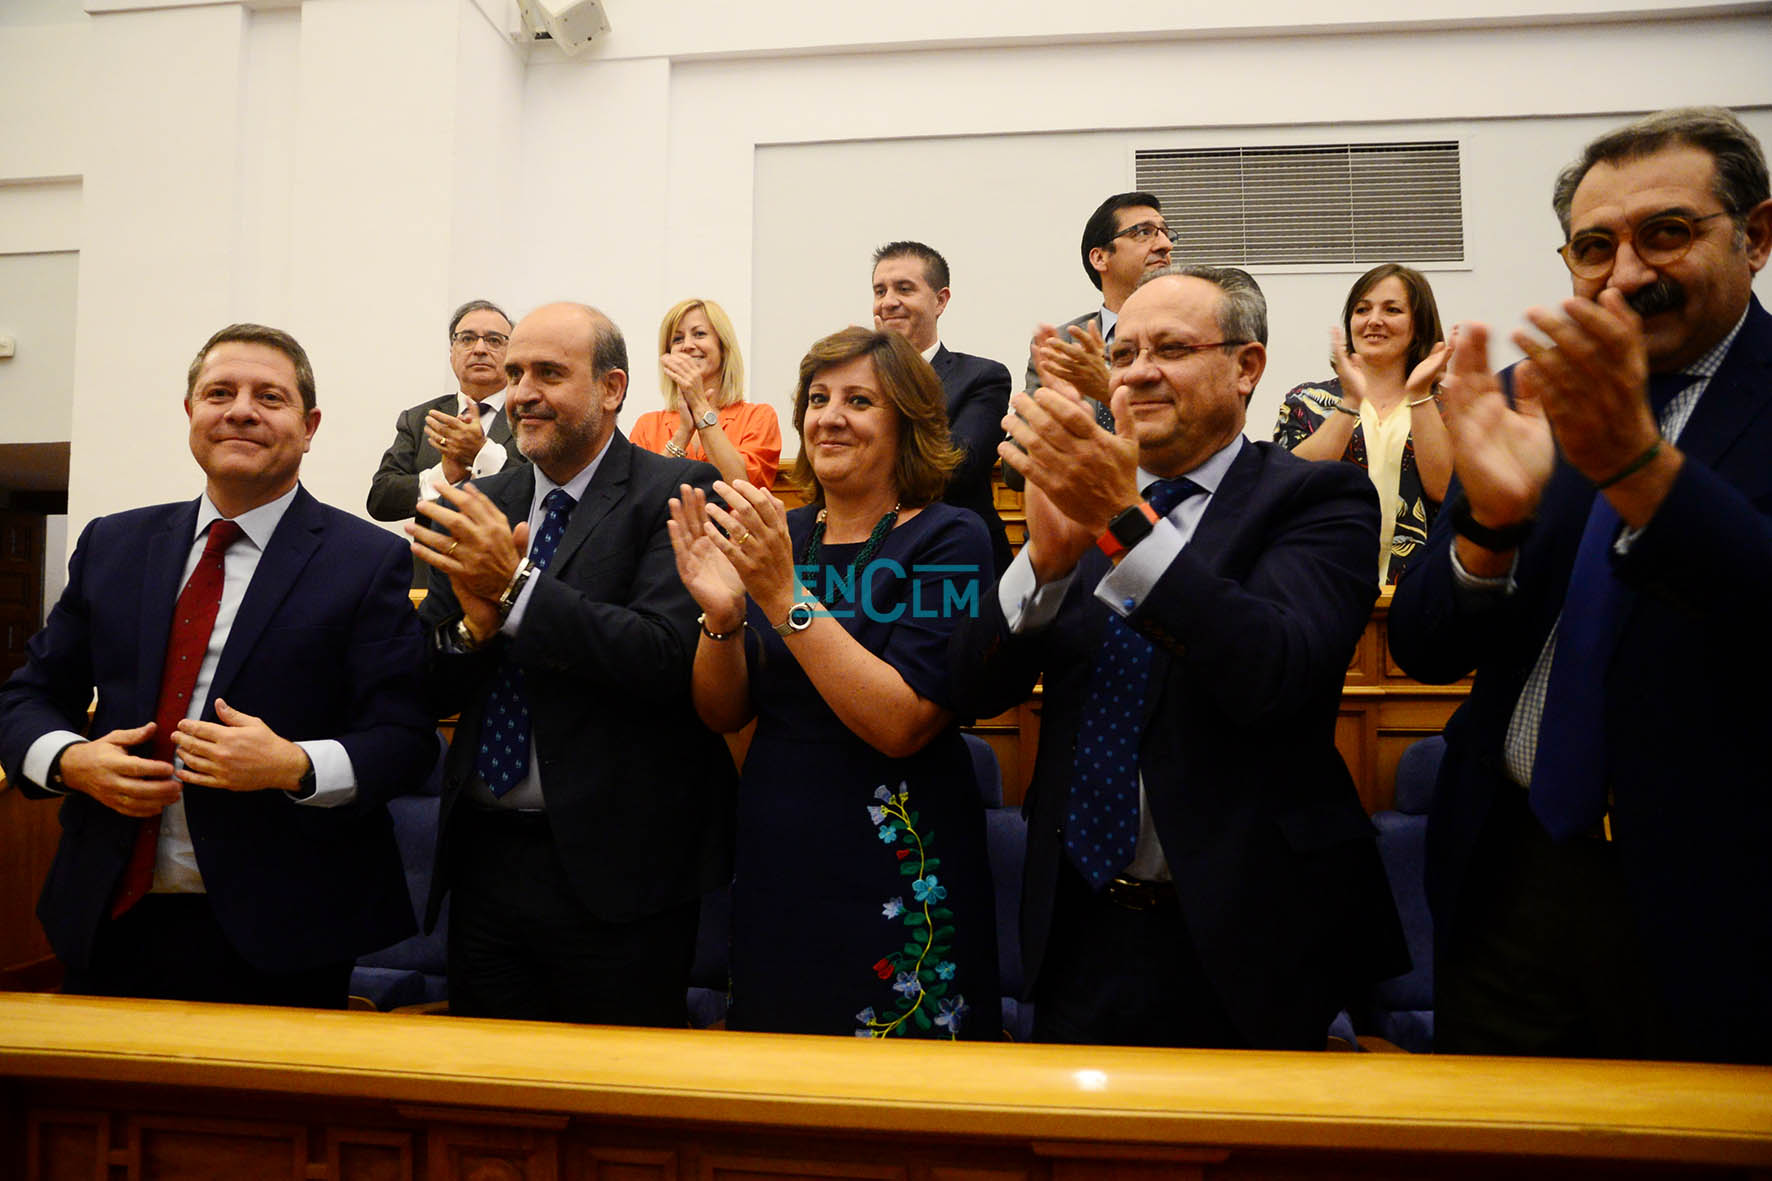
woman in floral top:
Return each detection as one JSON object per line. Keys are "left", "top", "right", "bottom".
{"left": 1272, "top": 264, "right": 1453, "bottom": 584}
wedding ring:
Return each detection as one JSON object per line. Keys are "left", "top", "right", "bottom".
{"left": 732, "top": 530, "right": 752, "bottom": 546}
{"left": 448, "top": 541, "right": 460, "bottom": 556}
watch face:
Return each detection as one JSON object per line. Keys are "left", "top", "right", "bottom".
{"left": 787, "top": 601, "right": 815, "bottom": 630}
{"left": 698, "top": 409, "right": 719, "bottom": 428}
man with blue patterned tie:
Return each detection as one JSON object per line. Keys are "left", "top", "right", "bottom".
{"left": 953, "top": 265, "right": 1404, "bottom": 1049}
{"left": 411, "top": 302, "right": 736, "bottom": 1024}
{"left": 1388, "top": 107, "right": 1772, "bottom": 1063}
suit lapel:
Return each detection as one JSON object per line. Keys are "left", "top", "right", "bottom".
{"left": 206, "top": 487, "right": 322, "bottom": 710}
{"left": 136, "top": 501, "right": 202, "bottom": 719}
{"left": 930, "top": 346, "right": 961, "bottom": 414}
{"left": 1134, "top": 443, "right": 1261, "bottom": 731}
{"left": 550, "top": 433, "right": 632, "bottom": 572}
{"left": 1669, "top": 297, "right": 1772, "bottom": 470}
{"left": 487, "top": 402, "right": 514, "bottom": 446}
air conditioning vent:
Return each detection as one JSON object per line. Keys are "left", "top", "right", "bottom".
{"left": 1136, "top": 141, "right": 1464, "bottom": 267}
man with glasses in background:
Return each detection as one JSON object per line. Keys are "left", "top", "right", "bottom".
{"left": 1389, "top": 107, "right": 1772, "bottom": 1064}
{"left": 955, "top": 264, "right": 1403, "bottom": 1049}
{"left": 369, "top": 300, "right": 528, "bottom": 588}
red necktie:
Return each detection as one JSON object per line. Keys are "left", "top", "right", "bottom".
{"left": 110, "top": 519, "right": 243, "bottom": 918}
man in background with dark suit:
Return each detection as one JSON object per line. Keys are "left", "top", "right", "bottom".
{"left": 0, "top": 323, "right": 434, "bottom": 1008}
{"left": 368, "top": 299, "right": 528, "bottom": 587}
{"left": 953, "top": 265, "right": 1404, "bottom": 1049}
{"left": 411, "top": 301, "right": 736, "bottom": 1025}
{"left": 1389, "top": 106, "right": 1772, "bottom": 1064}
{"left": 871, "top": 240, "right": 1014, "bottom": 573}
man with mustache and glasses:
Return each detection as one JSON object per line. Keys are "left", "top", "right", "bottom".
{"left": 368, "top": 300, "right": 528, "bottom": 588}
{"left": 1389, "top": 107, "right": 1772, "bottom": 1064}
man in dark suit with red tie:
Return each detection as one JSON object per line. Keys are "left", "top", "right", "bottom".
{"left": 953, "top": 265, "right": 1405, "bottom": 1049}
{"left": 0, "top": 323, "right": 435, "bottom": 1008}
{"left": 1388, "top": 107, "right": 1772, "bottom": 1063}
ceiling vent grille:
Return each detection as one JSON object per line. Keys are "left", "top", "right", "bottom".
{"left": 1135, "top": 141, "right": 1464, "bottom": 267}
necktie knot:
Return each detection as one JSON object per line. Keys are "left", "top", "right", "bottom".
{"left": 1144, "top": 477, "right": 1203, "bottom": 518}
{"left": 205, "top": 519, "right": 243, "bottom": 556}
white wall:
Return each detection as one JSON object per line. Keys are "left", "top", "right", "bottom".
{"left": 1, "top": 0, "right": 1769, "bottom": 545}
{"left": 0, "top": 253, "right": 80, "bottom": 445}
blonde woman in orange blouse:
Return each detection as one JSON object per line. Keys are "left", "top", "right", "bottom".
{"left": 630, "top": 298, "right": 781, "bottom": 489}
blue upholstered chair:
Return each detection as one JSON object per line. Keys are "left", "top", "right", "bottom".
{"left": 349, "top": 735, "right": 450, "bottom": 1011}
{"left": 1347, "top": 733, "right": 1444, "bottom": 1052}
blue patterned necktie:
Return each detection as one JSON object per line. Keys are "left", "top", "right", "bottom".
{"left": 475, "top": 488, "right": 576, "bottom": 797}
{"left": 1529, "top": 373, "right": 1693, "bottom": 840}
{"left": 1065, "top": 477, "right": 1203, "bottom": 888}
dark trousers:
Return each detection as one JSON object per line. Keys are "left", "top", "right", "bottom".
{"left": 447, "top": 808, "right": 697, "bottom": 1026}
{"left": 62, "top": 894, "right": 351, "bottom": 1009}
{"left": 1438, "top": 786, "right": 1670, "bottom": 1059}
{"left": 1032, "top": 861, "right": 1247, "bottom": 1049}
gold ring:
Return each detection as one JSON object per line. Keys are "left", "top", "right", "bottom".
{"left": 448, "top": 541, "right": 460, "bottom": 556}
{"left": 732, "top": 530, "right": 752, "bottom": 546}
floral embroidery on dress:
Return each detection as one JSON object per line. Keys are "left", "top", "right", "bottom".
{"left": 857, "top": 782, "right": 968, "bottom": 1038}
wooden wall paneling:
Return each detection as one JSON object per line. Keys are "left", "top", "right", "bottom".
{"left": 24, "top": 1107, "right": 107, "bottom": 1181}
{"left": 126, "top": 1114, "right": 310, "bottom": 1180}
{"left": 698, "top": 1154, "right": 905, "bottom": 1181}
{"left": 403, "top": 1108, "right": 565, "bottom": 1181}
{"left": 576, "top": 1144, "right": 680, "bottom": 1181}
{"left": 0, "top": 785, "right": 65, "bottom": 989}
{"left": 326, "top": 1127, "right": 415, "bottom": 1181}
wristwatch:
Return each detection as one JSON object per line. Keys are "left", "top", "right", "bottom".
{"left": 496, "top": 558, "right": 537, "bottom": 620}
{"left": 1096, "top": 500, "right": 1161, "bottom": 560}
{"left": 696, "top": 409, "right": 719, "bottom": 430}
{"left": 773, "top": 601, "right": 816, "bottom": 638}
{"left": 1447, "top": 493, "right": 1534, "bottom": 551}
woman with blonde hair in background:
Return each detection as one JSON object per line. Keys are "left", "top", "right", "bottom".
{"left": 631, "top": 297, "right": 781, "bottom": 488}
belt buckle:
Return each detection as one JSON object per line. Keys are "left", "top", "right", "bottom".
{"left": 1105, "top": 875, "right": 1163, "bottom": 910}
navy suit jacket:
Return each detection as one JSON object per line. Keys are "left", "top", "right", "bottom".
{"left": 0, "top": 487, "right": 435, "bottom": 974}
{"left": 951, "top": 440, "right": 1407, "bottom": 1048}
{"left": 1389, "top": 295, "right": 1772, "bottom": 1064}
{"left": 930, "top": 344, "right": 1013, "bottom": 575}
{"left": 420, "top": 431, "right": 737, "bottom": 928}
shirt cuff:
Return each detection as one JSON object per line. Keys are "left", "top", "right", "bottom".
{"left": 418, "top": 461, "right": 447, "bottom": 502}
{"left": 1449, "top": 543, "right": 1518, "bottom": 603}
{"left": 291, "top": 739, "right": 356, "bottom": 807}
{"left": 22, "top": 730, "right": 86, "bottom": 793}
{"left": 499, "top": 566, "right": 543, "bottom": 637}
{"left": 999, "top": 547, "right": 1073, "bottom": 633}
{"left": 471, "top": 438, "right": 509, "bottom": 479}
{"left": 1095, "top": 516, "right": 1184, "bottom": 618}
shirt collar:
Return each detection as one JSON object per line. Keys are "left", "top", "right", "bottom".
{"left": 532, "top": 433, "right": 610, "bottom": 510}
{"left": 1680, "top": 304, "right": 1749, "bottom": 380}
{"left": 194, "top": 482, "right": 300, "bottom": 550}
{"left": 1137, "top": 433, "right": 1244, "bottom": 498}
{"left": 1098, "top": 306, "right": 1118, "bottom": 341}
{"left": 456, "top": 389, "right": 507, "bottom": 414}
{"left": 920, "top": 340, "right": 942, "bottom": 363}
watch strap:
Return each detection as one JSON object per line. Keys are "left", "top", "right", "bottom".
{"left": 1448, "top": 493, "right": 1534, "bottom": 551}
{"left": 1097, "top": 500, "right": 1160, "bottom": 560}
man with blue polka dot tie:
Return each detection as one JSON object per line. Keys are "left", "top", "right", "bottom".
{"left": 412, "top": 302, "right": 736, "bottom": 1026}
{"left": 953, "top": 265, "right": 1405, "bottom": 1050}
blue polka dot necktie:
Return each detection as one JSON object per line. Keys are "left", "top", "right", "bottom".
{"left": 1529, "top": 373, "right": 1692, "bottom": 841}
{"left": 475, "top": 488, "right": 576, "bottom": 797}
{"left": 1065, "top": 477, "right": 1203, "bottom": 889}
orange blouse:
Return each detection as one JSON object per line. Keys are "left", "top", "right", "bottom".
{"left": 628, "top": 400, "right": 782, "bottom": 489}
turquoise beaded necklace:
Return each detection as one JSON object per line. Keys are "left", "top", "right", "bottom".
{"left": 800, "top": 501, "right": 901, "bottom": 603}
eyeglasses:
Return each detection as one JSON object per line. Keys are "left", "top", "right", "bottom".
{"left": 1557, "top": 210, "right": 1730, "bottom": 279}
{"left": 452, "top": 330, "right": 510, "bottom": 349}
{"left": 1108, "top": 340, "right": 1247, "bottom": 368}
{"left": 1110, "top": 221, "right": 1179, "bottom": 245}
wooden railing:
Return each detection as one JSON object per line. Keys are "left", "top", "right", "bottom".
{"left": 2, "top": 993, "right": 1767, "bottom": 1179}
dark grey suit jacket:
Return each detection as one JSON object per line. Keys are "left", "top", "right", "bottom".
{"left": 419, "top": 432, "right": 737, "bottom": 928}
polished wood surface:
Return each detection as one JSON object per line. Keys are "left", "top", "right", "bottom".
{"left": 2, "top": 993, "right": 1770, "bottom": 1177}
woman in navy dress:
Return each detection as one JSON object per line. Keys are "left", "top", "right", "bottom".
{"left": 668, "top": 327, "right": 1000, "bottom": 1039}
